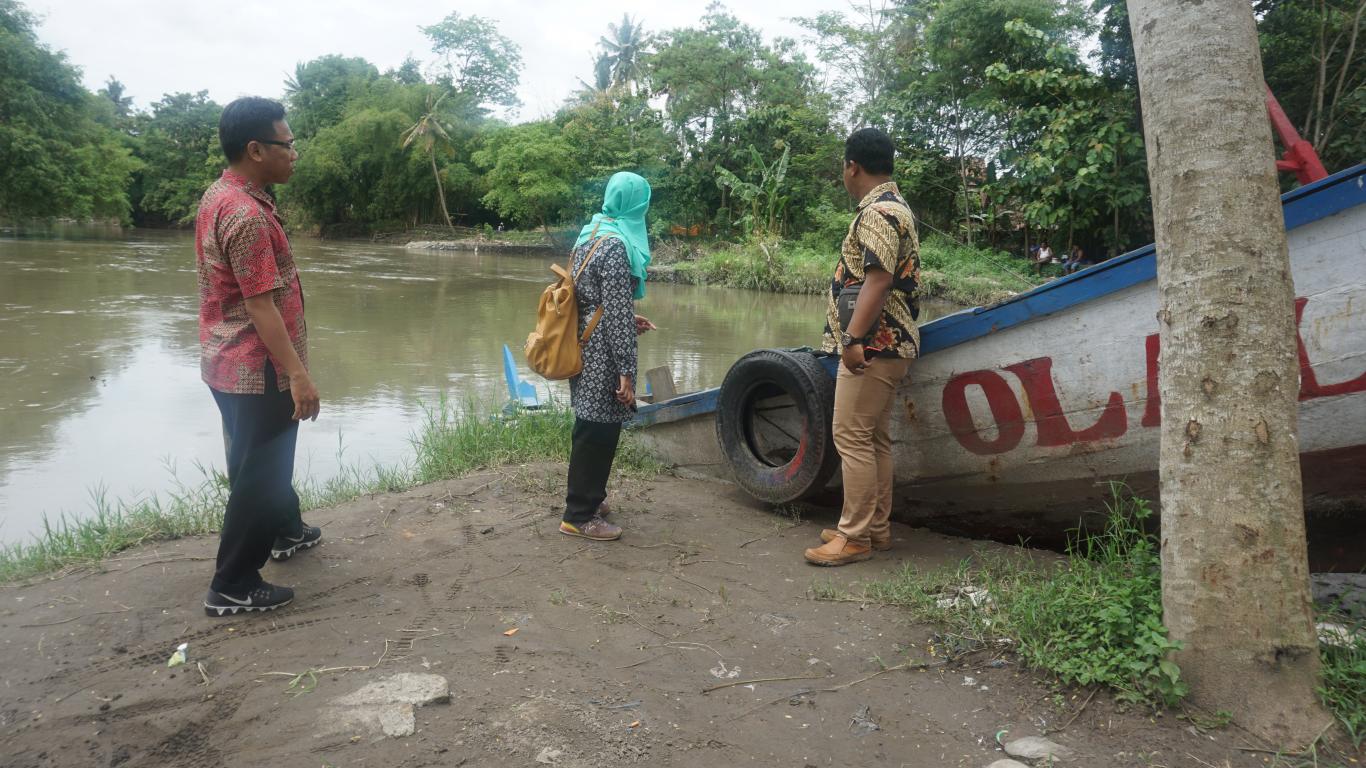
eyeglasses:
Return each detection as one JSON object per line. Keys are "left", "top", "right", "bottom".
{"left": 256, "top": 139, "right": 296, "bottom": 150}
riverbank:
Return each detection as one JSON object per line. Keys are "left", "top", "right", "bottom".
{"left": 404, "top": 232, "right": 1043, "bottom": 308}
{"left": 1, "top": 463, "right": 1340, "bottom": 768}
{"left": 0, "top": 407, "right": 651, "bottom": 583}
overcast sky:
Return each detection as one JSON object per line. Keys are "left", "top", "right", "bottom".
{"left": 27, "top": 0, "right": 852, "bottom": 120}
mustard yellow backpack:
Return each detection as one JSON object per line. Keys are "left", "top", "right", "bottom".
{"left": 524, "top": 235, "right": 606, "bottom": 380}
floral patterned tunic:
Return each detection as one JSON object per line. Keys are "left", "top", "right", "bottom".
{"left": 567, "top": 236, "right": 638, "bottom": 423}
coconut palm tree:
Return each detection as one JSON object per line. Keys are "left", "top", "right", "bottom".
{"left": 401, "top": 92, "right": 455, "bottom": 228}
{"left": 599, "top": 15, "right": 653, "bottom": 95}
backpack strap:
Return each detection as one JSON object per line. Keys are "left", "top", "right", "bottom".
{"left": 572, "top": 223, "right": 608, "bottom": 343}
{"left": 580, "top": 306, "right": 605, "bottom": 343}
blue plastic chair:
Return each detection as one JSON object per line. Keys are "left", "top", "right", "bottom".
{"left": 502, "top": 344, "right": 540, "bottom": 408}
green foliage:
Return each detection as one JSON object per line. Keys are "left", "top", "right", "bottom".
{"left": 597, "top": 14, "right": 653, "bottom": 95}
{"left": 983, "top": 20, "right": 1150, "bottom": 254}
{"left": 1318, "top": 616, "right": 1366, "bottom": 747}
{"left": 918, "top": 236, "right": 1042, "bottom": 305}
{"left": 1257, "top": 0, "right": 1366, "bottom": 176}
{"left": 474, "top": 122, "right": 579, "bottom": 230}
{"left": 857, "top": 487, "right": 1188, "bottom": 708}
{"left": 1008, "top": 492, "right": 1188, "bottom": 706}
{"left": 422, "top": 12, "right": 523, "bottom": 110}
{"left": 0, "top": 0, "right": 138, "bottom": 222}
{"left": 714, "top": 143, "right": 790, "bottom": 237}
{"left": 3, "top": 0, "right": 1346, "bottom": 254}
{"left": 286, "top": 107, "right": 432, "bottom": 230}
{"left": 655, "top": 234, "right": 1040, "bottom": 306}
{"left": 134, "top": 91, "right": 223, "bottom": 225}
{"left": 283, "top": 55, "right": 380, "bottom": 140}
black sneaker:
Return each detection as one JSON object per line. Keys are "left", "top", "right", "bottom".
{"left": 203, "top": 582, "right": 294, "bottom": 617}
{"left": 271, "top": 524, "right": 322, "bottom": 561}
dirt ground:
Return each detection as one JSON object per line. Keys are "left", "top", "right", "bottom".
{"left": 0, "top": 464, "right": 1328, "bottom": 767}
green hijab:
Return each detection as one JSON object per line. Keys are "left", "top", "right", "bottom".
{"left": 575, "top": 171, "right": 651, "bottom": 300}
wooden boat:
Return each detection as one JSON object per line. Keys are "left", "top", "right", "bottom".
{"left": 630, "top": 163, "right": 1366, "bottom": 570}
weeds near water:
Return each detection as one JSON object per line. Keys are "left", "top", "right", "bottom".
{"left": 0, "top": 400, "right": 661, "bottom": 583}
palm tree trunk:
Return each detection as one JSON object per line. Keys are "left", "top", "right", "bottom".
{"left": 430, "top": 151, "right": 453, "bottom": 228}
{"left": 1130, "top": 0, "right": 1330, "bottom": 746}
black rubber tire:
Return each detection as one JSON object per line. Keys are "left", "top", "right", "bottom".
{"left": 715, "top": 348, "right": 839, "bottom": 503}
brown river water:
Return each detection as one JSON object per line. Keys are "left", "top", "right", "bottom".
{"left": 0, "top": 228, "right": 956, "bottom": 545}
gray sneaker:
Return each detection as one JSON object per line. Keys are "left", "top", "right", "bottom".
{"left": 559, "top": 516, "right": 622, "bottom": 541}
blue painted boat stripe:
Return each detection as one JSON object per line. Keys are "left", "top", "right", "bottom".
{"left": 922, "top": 163, "right": 1366, "bottom": 355}
{"left": 630, "top": 388, "right": 720, "bottom": 427}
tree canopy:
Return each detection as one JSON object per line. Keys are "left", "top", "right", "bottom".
{"left": 0, "top": 0, "right": 1356, "bottom": 255}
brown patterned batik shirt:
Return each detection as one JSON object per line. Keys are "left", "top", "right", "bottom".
{"left": 822, "top": 182, "right": 921, "bottom": 358}
{"left": 195, "top": 169, "right": 308, "bottom": 394}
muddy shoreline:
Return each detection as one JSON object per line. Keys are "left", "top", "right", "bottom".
{"left": 0, "top": 465, "right": 1332, "bottom": 767}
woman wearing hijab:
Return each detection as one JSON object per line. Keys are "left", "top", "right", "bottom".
{"left": 560, "top": 172, "right": 654, "bottom": 542}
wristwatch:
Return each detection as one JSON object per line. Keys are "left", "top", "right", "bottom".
{"left": 840, "top": 331, "right": 858, "bottom": 347}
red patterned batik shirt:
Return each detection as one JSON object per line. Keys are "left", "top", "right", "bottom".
{"left": 195, "top": 169, "right": 307, "bottom": 394}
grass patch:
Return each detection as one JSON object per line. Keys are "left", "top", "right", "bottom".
{"left": 844, "top": 487, "right": 1366, "bottom": 738}
{"left": 918, "top": 237, "right": 1048, "bottom": 306}
{"left": 651, "top": 235, "right": 1046, "bottom": 307}
{"left": 1319, "top": 615, "right": 1366, "bottom": 747}
{"left": 0, "top": 402, "right": 660, "bottom": 583}
{"left": 850, "top": 488, "right": 1188, "bottom": 708}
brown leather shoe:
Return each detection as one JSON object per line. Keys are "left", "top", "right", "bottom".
{"left": 820, "top": 528, "right": 891, "bottom": 551}
{"left": 804, "top": 534, "right": 872, "bottom": 566}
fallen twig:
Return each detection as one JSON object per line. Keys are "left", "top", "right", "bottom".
{"left": 557, "top": 545, "right": 593, "bottom": 564}
{"left": 472, "top": 564, "right": 522, "bottom": 584}
{"left": 1046, "top": 685, "right": 1098, "bottom": 734}
{"left": 20, "top": 606, "right": 132, "bottom": 628}
{"left": 449, "top": 479, "right": 497, "bottom": 498}
{"left": 668, "top": 573, "right": 716, "bottom": 595}
{"left": 119, "top": 557, "right": 214, "bottom": 573}
{"left": 616, "top": 652, "right": 673, "bottom": 670}
{"left": 196, "top": 661, "right": 212, "bottom": 687}
{"left": 702, "top": 674, "right": 827, "bottom": 694}
{"left": 628, "top": 614, "right": 670, "bottom": 639}
{"left": 819, "top": 659, "right": 943, "bottom": 692}
{"left": 732, "top": 660, "right": 943, "bottom": 721}
{"left": 738, "top": 523, "right": 801, "bottom": 548}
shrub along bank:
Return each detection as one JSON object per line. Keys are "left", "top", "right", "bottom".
{"left": 647, "top": 235, "right": 1047, "bottom": 308}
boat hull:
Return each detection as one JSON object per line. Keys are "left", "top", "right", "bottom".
{"left": 630, "top": 164, "right": 1366, "bottom": 568}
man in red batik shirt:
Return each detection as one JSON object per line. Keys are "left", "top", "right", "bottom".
{"left": 196, "top": 97, "right": 321, "bottom": 616}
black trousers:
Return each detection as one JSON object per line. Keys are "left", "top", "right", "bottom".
{"left": 563, "top": 418, "right": 622, "bottom": 525}
{"left": 209, "top": 363, "right": 303, "bottom": 593}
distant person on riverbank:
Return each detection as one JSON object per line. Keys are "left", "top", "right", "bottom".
{"left": 1063, "top": 245, "right": 1085, "bottom": 274}
{"left": 196, "top": 97, "right": 321, "bottom": 617}
{"left": 1035, "top": 244, "right": 1053, "bottom": 275}
{"left": 807, "top": 127, "right": 920, "bottom": 567}
{"left": 560, "top": 172, "right": 655, "bottom": 542}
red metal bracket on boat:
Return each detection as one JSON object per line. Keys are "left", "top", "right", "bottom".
{"left": 1266, "top": 85, "right": 1329, "bottom": 185}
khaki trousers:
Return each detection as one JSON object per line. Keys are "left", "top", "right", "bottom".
{"left": 833, "top": 356, "right": 912, "bottom": 545}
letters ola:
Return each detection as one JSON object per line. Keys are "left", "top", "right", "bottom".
{"left": 941, "top": 296, "right": 1366, "bottom": 457}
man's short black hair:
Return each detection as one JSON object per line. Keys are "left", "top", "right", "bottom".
{"left": 844, "top": 127, "right": 895, "bottom": 176}
{"left": 219, "top": 97, "right": 286, "bottom": 163}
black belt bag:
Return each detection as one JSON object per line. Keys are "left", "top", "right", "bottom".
{"left": 837, "top": 282, "right": 864, "bottom": 340}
